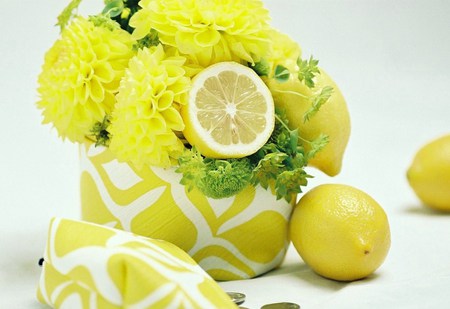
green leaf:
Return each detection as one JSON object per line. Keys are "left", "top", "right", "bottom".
{"left": 275, "top": 169, "right": 309, "bottom": 201}
{"left": 250, "top": 59, "right": 270, "bottom": 77}
{"left": 90, "top": 115, "right": 111, "bottom": 147}
{"left": 274, "top": 65, "right": 291, "bottom": 83}
{"left": 56, "top": 0, "right": 83, "bottom": 31}
{"left": 176, "top": 148, "right": 207, "bottom": 192}
{"left": 306, "top": 133, "right": 329, "bottom": 160}
{"left": 250, "top": 109, "right": 313, "bottom": 201}
{"left": 102, "top": 0, "right": 124, "bottom": 18}
{"left": 176, "top": 109, "right": 317, "bottom": 202}
{"left": 303, "top": 86, "right": 333, "bottom": 122}
{"left": 133, "top": 29, "right": 160, "bottom": 50}
{"left": 297, "top": 56, "right": 320, "bottom": 88}
{"left": 289, "top": 129, "right": 299, "bottom": 154}
{"left": 252, "top": 153, "right": 288, "bottom": 190}
{"left": 88, "top": 14, "right": 121, "bottom": 31}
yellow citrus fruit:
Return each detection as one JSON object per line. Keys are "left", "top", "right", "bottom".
{"left": 182, "top": 62, "right": 275, "bottom": 158}
{"left": 266, "top": 69, "right": 350, "bottom": 176}
{"left": 407, "top": 134, "right": 450, "bottom": 211}
{"left": 290, "top": 184, "right": 391, "bottom": 281}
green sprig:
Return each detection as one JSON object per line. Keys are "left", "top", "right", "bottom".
{"left": 56, "top": 0, "right": 83, "bottom": 31}
{"left": 303, "top": 86, "right": 334, "bottom": 122}
{"left": 297, "top": 56, "right": 320, "bottom": 88}
{"left": 103, "top": 0, "right": 125, "bottom": 18}
{"left": 177, "top": 148, "right": 207, "bottom": 192}
{"left": 272, "top": 56, "right": 333, "bottom": 123}
{"left": 175, "top": 110, "right": 329, "bottom": 202}
{"left": 251, "top": 152, "right": 288, "bottom": 190}
{"left": 133, "top": 29, "right": 160, "bottom": 50}
{"left": 273, "top": 65, "right": 291, "bottom": 83}
{"left": 250, "top": 110, "right": 322, "bottom": 202}
{"left": 275, "top": 169, "right": 309, "bottom": 201}
{"left": 251, "top": 59, "right": 270, "bottom": 77}
{"left": 104, "top": 0, "right": 142, "bottom": 33}
{"left": 88, "top": 14, "right": 121, "bottom": 31}
{"left": 305, "top": 133, "right": 329, "bottom": 161}
{"left": 90, "top": 115, "right": 111, "bottom": 147}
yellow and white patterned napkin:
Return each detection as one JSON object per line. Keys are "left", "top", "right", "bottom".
{"left": 37, "top": 217, "right": 237, "bottom": 308}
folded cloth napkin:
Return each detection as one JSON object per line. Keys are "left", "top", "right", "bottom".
{"left": 37, "top": 217, "right": 237, "bottom": 308}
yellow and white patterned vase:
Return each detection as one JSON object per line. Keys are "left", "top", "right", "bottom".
{"left": 80, "top": 142, "right": 294, "bottom": 280}
{"left": 37, "top": 217, "right": 237, "bottom": 308}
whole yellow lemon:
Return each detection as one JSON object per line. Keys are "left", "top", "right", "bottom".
{"left": 290, "top": 184, "right": 391, "bottom": 281}
{"left": 266, "top": 69, "right": 350, "bottom": 176}
{"left": 407, "top": 134, "right": 450, "bottom": 211}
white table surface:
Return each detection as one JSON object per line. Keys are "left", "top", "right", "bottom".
{"left": 1, "top": 0, "right": 450, "bottom": 308}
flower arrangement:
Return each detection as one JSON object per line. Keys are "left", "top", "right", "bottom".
{"left": 37, "top": 0, "right": 334, "bottom": 202}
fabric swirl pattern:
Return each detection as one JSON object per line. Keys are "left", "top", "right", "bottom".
{"left": 37, "top": 218, "right": 237, "bottom": 308}
{"left": 80, "top": 142, "right": 293, "bottom": 280}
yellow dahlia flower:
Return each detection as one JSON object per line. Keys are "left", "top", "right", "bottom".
{"left": 130, "top": 0, "right": 271, "bottom": 67}
{"left": 37, "top": 16, "right": 134, "bottom": 142}
{"left": 267, "top": 29, "right": 302, "bottom": 76}
{"left": 108, "top": 44, "right": 191, "bottom": 168}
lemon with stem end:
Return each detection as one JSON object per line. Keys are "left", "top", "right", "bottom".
{"left": 266, "top": 69, "right": 350, "bottom": 176}
{"left": 290, "top": 184, "right": 391, "bottom": 281}
{"left": 182, "top": 62, "right": 275, "bottom": 158}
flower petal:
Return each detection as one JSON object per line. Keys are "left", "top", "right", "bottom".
{"left": 161, "top": 107, "right": 184, "bottom": 131}
{"left": 90, "top": 77, "right": 105, "bottom": 103}
{"left": 194, "top": 28, "right": 221, "bottom": 47}
{"left": 175, "top": 31, "right": 198, "bottom": 54}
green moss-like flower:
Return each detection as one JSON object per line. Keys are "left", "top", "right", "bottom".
{"left": 37, "top": 16, "right": 134, "bottom": 142}
{"left": 201, "top": 159, "right": 253, "bottom": 199}
{"left": 177, "top": 148, "right": 253, "bottom": 199}
{"left": 108, "top": 44, "right": 191, "bottom": 168}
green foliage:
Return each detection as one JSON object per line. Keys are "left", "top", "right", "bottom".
{"left": 303, "top": 86, "right": 334, "bottom": 122}
{"left": 275, "top": 169, "right": 309, "bottom": 200}
{"left": 90, "top": 115, "right": 111, "bottom": 147}
{"left": 133, "top": 29, "right": 160, "bottom": 50}
{"left": 176, "top": 109, "right": 329, "bottom": 201}
{"left": 103, "top": 0, "right": 124, "bottom": 17}
{"left": 250, "top": 59, "right": 270, "bottom": 77}
{"left": 57, "top": 0, "right": 83, "bottom": 31}
{"left": 251, "top": 110, "right": 313, "bottom": 201}
{"left": 56, "top": 0, "right": 141, "bottom": 32}
{"left": 176, "top": 148, "right": 253, "bottom": 199}
{"left": 104, "top": 0, "right": 142, "bottom": 33}
{"left": 273, "top": 65, "right": 291, "bottom": 83}
{"left": 305, "top": 133, "right": 329, "bottom": 161}
{"left": 176, "top": 148, "right": 207, "bottom": 191}
{"left": 297, "top": 56, "right": 320, "bottom": 88}
{"left": 88, "top": 14, "right": 121, "bottom": 31}
{"left": 201, "top": 159, "right": 253, "bottom": 199}
{"left": 251, "top": 152, "right": 288, "bottom": 191}
{"left": 271, "top": 56, "right": 334, "bottom": 124}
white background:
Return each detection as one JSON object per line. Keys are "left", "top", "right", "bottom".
{"left": 1, "top": 0, "right": 450, "bottom": 308}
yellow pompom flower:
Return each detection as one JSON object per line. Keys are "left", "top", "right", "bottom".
{"left": 267, "top": 29, "right": 302, "bottom": 76}
{"left": 108, "top": 44, "right": 191, "bottom": 168}
{"left": 37, "top": 16, "right": 134, "bottom": 142}
{"left": 130, "top": 0, "right": 271, "bottom": 67}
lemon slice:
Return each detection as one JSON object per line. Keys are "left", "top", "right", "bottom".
{"left": 182, "top": 62, "right": 275, "bottom": 158}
